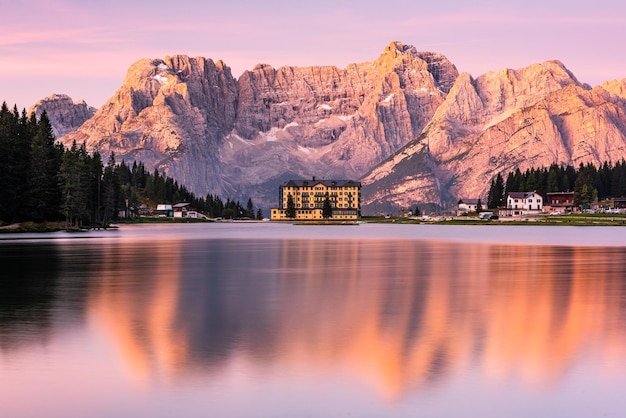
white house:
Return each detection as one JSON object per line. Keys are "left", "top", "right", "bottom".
{"left": 506, "top": 191, "right": 543, "bottom": 215}
{"left": 457, "top": 198, "right": 483, "bottom": 215}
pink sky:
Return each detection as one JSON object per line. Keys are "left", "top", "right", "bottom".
{"left": 2, "top": 0, "right": 625, "bottom": 111}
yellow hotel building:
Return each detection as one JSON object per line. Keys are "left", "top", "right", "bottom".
{"left": 271, "top": 177, "right": 361, "bottom": 221}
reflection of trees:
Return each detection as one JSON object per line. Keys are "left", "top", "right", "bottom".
{"left": 0, "top": 244, "right": 60, "bottom": 351}
{"left": 483, "top": 246, "right": 626, "bottom": 386}
{"left": 82, "top": 239, "right": 626, "bottom": 399}
{"left": 87, "top": 239, "right": 288, "bottom": 382}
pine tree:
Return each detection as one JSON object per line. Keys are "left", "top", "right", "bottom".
{"left": 223, "top": 198, "right": 239, "bottom": 219}
{"left": 0, "top": 105, "right": 32, "bottom": 222}
{"left": 475, "top": 198, "right": 483, "bottom": 213}
{"left": 505, "top": 168, "right": 523, "bottom": 194}
{"left": 27, "top": 111, "right": 61, "bottom": 221}
{"left": 214, "top": 196, "right": 224, "bottom": 218}
{"left": 58, "top": 141, "right": 91, "bottom": 227}
{"left": 0, "top": 103, "right": 15, "bottom": 221}
{"left": 322, "top": 192, "right": 333, "bottom": 219}
{"left": 547, "top": 164, "right": 560, "bottom": 193}
{"left": 564, "top": 165, "right": 576, "bottom": 191}
{"left": 246, "top": 198, "right": 254, "bottom": 218}
{"left": 145, "top": 174, "right": 155, "bottom": 200}
{"left": 286, "top": 194, "right": 296, "bottom": 218}
{"left": 495, "top": 173, "right": 505, "bottom": 207}
{"left": 88, "top": 150, "right": 103, "bottom": 224}
{"left": 525, "top": 170, "right": 538, "bottom": 192}
{"left": 101, "top": 153, "right": 119, "bottom": 225}
{"left": 611, "top": 160, "right": 626, "bottom": 197}
{"left": 574, "top": 169, "right": 598, "bottom": 206}
{"left": 598, "top": 161, "right": 612, "bottom": 198}
{"left": 487, "top": 173, "right": 505, "bottom": 209}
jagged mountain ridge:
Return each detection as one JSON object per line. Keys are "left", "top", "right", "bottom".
{"left": 361, "top": 64, "right": 626, "bottom": 213}
{"left": 48, "top": 43, "right": 626, "bottom": 214}
{"left": 59, "top": 41, "right": 458, "bottom": 210}
{"left": 29, "top": 94, "right": 96, "bottom": 138}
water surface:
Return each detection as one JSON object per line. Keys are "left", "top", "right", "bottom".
{"left": 1, "top": 223, "right": 626, "bottom": 417}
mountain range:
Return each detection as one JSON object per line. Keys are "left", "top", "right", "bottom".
{"left": 30, "top": 41, "right": 626, "bottom": 214}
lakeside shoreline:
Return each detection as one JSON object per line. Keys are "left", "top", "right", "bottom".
{"left": 3, "top": 213, "right": 626, "bottom": 234}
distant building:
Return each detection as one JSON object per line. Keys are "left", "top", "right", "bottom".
{"left": 613, "top": 197, "right": 626, "bottom": 209}
{"left": 271, "top": 177, "right": 361, "bottom": 221}
{"left": 545, "top": 192, "right": 575, "bottom": 213}
{"left": 505, "top": 191, "right": 543, "bottom": 216}
{"left": 156, "top": 204, "right": 173, "bottom": 217}
{"left": 173, "top": 202, "right": 196, "bottom": 218}
{"left": 457, "top": 198, "right": 482, "bottom": 215}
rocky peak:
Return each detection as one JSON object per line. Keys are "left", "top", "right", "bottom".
{"left": 29, "top": 94, "right": 96, "bottom": 138}
{"left": 427, "top": 60, "right": 584, "bottom": 139}
{"left": 61, "top": 55, "right": 239, "bottom": 197}
{"left": 416, "top": 51, "right": 458, "bottom": 93}
{"left": 602, "top": 79, "right": 626, "bottom": 99}
{"left": 59, "top": 43, "right": 458, "bottom": 210}
{"left": 383, "top": 41, "right": 419, "bottom": 56}
{"left": 361, "top": 60, "right": 626, "bottom": 214}
{"left": 234, "top": 42, "right": 458, "bottom": 165}
{"left": 377, "top": 42, "right": 458, "bottom": 93}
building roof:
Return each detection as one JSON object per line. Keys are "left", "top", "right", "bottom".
{"left": 282, "top": 179, "right": 361, "bottom": 187}
{"left": 173, "top": 202, "right": 191, "bottom": 208}
{"left": 546, "top": 191, "right": 574, "bottom": 196}
{"left": 457, "top": 198, "right": 481, "bottom": 205}
{"left": 508, "top": 191, "right": 540, "bottom": 199}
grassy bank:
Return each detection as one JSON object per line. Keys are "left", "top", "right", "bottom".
{"left": 4, "top": 214, "right": 626, "bottom": 233}
{"left": 0, "top": 221, "right": 68, "bottom": 233}
{"left": 364, "top": 214, "right": 626, "bottom": 226}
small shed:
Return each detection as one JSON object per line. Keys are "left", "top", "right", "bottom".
{"left": 156, "top": 204, "right": 173, "bottom": 217}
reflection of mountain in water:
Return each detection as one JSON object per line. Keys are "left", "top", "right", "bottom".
{"left": 82, "top": 239, "right": 626, "bottom": 399}
{"left": 5, "top": 238, "right": 626, "bottom": 399}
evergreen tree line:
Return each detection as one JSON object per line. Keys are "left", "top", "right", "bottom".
{"left": 487, "top": 162, "right": 626, "bottom": 209}
{"left": 116, "top": 160, "right": 261, "bottom": 220}
{"left": 0, "top": 102, "right": 260, "bottom": 226}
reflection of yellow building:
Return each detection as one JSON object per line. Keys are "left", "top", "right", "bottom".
{"left": 270, "top": 177, "right": 361, "bottom": 220}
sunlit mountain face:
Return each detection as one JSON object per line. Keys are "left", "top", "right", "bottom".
{"left": 75, "top": 238, "right": 626, "bottom": 399}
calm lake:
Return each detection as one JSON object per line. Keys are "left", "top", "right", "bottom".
{"left": 2, "top": 223, "right": 626, "bottom": 417}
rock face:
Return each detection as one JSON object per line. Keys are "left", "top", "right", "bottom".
{"left": 60, "top": 42, "right": 458, "bottom": 208}
{"left": 603, "top": 79, "right": 626, "bottom": 99}
{"left": 61, "top": 56, "right": 239, "bottom": 197}
{"left": 29, "top": 94, "right": 96, "bottom": 138}
{"left": 361, "top": 62, "right": 626, "bottom": 213}
{"left": 53, "top": 43, "right": 626, "bottom": 214}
